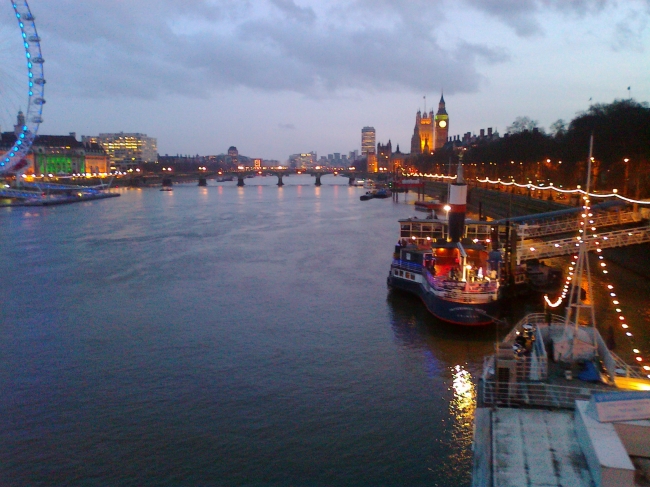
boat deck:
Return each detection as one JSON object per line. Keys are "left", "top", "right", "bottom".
{"left": 473, "top": 408, "right": 594, "bottom": 487}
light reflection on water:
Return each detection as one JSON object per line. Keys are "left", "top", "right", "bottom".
{"left": 437, "top": 365, "right": 477, "bottom": 480}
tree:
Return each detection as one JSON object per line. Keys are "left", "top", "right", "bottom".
{"left": 549, "top": 119, "right": 567, "bottom": 138}
{"left": 563, "top": 99, "right": 650, "bottom": 193}
{"left": 507, "top": 116, "right": 541, "bottom": 134}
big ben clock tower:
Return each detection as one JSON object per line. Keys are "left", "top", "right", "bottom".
{"left": 433, "top": 94, "right": 449, "bottom": 151}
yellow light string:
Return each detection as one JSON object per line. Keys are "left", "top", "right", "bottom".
{"left": 593, "top": 242, "right": 649, "bottom": 378}
{"left": 476, "top": 177, "right": 650, "bottom": 206}
{"left": 544, "top": 195, "right": 648, "bottom": 376}
{"left": 411, "top": 172, "right": 457, "bottom": 180}
{"left": 580, "top": 193, "right": 648, "bottom": 377}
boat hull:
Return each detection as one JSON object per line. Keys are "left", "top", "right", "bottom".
{"left": 387, "top": 273, "right": 500, "bottom": 326}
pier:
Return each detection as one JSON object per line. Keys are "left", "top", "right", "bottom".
{"left": 0, "top": 182, "right": 120, "bottom": 207}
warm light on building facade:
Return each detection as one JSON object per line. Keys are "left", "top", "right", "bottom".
{"left": 361, "top": 126, "right": 376, "bottom": 156}
{"left": 82, "top": 132, "right": 157, "bottom": 171}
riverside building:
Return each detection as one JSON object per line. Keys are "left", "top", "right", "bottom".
{"left": 410, "top": 94, "right": 449, "bottom": 155}
{"left": 0, "top": 115, "right": 109, "bottom": 176}
{"left": 82, "top": 132, "right": 157, "bottom": 172}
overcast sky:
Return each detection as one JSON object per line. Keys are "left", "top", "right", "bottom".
{"left": 7, "top": 0, "right": 650, "bottom": 161}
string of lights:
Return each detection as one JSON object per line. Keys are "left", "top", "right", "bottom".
{"left": 407, "top": 172, "right": 457, "bottom": 181}
{"left": 543, "top": 193, "right": 649, "bottom": 378}
{"left": 475, "top": 177, "right": 650, "bottom": 206}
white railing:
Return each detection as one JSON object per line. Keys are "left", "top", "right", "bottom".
{"left": 516, "top": 210, "right": 640, "bottom": 239}
{"left": 610, "top": 351, "right": 648, "bottom": 379}
{"left": 517, "top": 225, "right": 650, "bottom": 260}
{"left": 481, "top": 379, "right": 594, "bottom": 409}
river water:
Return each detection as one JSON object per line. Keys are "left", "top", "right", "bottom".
{"left": 1, "top": 174, "right": 648, "bottom": 487}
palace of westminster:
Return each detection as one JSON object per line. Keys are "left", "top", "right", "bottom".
{"left": 317, "top": 94, "right": 498, "bottom": 173}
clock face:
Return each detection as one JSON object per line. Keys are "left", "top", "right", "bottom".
{"left": 439, "top": 120, "right": 447, "bottom": 128}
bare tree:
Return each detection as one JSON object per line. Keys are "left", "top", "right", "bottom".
{"left": 507, "top": 116, "right": 541, "bottom": 134}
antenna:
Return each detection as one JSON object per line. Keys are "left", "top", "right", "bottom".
{"left": 423, "top": 95, "right": 426, "bottom": 113}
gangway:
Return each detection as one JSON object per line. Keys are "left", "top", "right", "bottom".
{"left": 517, "top": 225, "right": 650, "bottom": 261}
{"left": 516, "top": 210, "right": 641, "bottom": 239}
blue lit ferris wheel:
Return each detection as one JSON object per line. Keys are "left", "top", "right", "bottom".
{"left": 0, "top": 0, "right": 44, "bottom": 175}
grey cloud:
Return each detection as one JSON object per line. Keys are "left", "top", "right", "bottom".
{"left": 464, "top": 0, "right": 611, "bottom": 36}
{"left": 270, "top": 0, "right": 316, "bottom": 24}
{"left": 278, "top": 123, "right": 296, "bottom": 130}
{"left": 464, "top": 0, "right": 543, "bottom": 37}
{"left": 34, "top": 0, "right": 507, "bottom": 100}
{"left": 613, "top": 9, "right": 648, "bottom": 51}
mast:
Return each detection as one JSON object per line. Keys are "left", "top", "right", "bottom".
{"left": 563, "top": 134, "right": 597, "bottom": 359}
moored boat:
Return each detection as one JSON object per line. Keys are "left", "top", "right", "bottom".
{"left": 387, "top": 162, "right": 501, "bottom": 325}
{"left": 373, "top": 188, "right": 391, "bottom": 199}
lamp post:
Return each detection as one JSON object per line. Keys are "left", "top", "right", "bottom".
{"left": 624, "top": 158, "right": 630, "bottom": 196}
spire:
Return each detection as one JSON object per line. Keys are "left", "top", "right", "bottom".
{"left": 437, "top": 92, "right": 447, "bottom": 116}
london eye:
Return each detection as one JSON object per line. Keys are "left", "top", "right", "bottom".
{"left": 0, "top": 0, "right": 44, "bottom": 176}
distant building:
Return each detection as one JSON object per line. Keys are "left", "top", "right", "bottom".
{"left": 361, "top": 126, "right": 376, "bottom": 156}
{"left": 410, "top": 94, "right": 449, "bottom": 154}
{"left": 289, "top": 152, "right": 316, "bottom": 168}
{"left": 83, "top": 141, "right": 110, "bottom": 174}
{"left": 82, "top": 132, "right": 157, "bottom": 172}
{"left": 0, "top": 121, "right": 109, "bottom": 175}
{"left": 411, "top": 108, "right": 434, "bottom": 155}
{"left": 377, "top": 140, "right": 392, "bottom": 170}
{"left": 390, "top": 144, "right": 406, "bottom": 172}
{"left": 367, "top": 152, "right": 378, "bottom": 173}
{"left": 228, "top": 146, "right": 239, "bottom": 167}
{"left": 433, "top": 94, "right": 449, "bottom": 151}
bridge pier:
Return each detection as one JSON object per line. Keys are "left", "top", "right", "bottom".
{"left": 315, "top": 174, "right": 322, "bottom": 186}
{"left": 277, "top": 174, "right": 284, "bottom": 186}
{"left": 198, "top": 177, "right": 207, "bottom": 187}
{"left": 348, "top": 176, "right": 355, "bottom": 186}
{"left": 162, "top": 177, "right": 173, "bottom": 187}
{"left": 237, "top": 176, "right": 245, "bottom": 187}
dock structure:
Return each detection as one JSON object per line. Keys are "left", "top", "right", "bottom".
{"left": 473, "top": 395, "right": 650, "bottom": 487}
{"left": 473, "top": 408, "right": 595, "bottom": 487}
{"left": 473, "top": 312, "right": 650, "bottom": 487}
{"left": 0, "top": 181, "right": 119, "bottom": 207}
